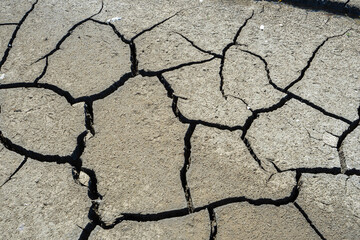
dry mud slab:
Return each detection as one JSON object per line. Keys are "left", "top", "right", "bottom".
{"left": 0, "top": 0, "right": 359, "bottom": 239}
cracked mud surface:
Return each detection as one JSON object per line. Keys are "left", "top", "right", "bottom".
{"left": 0, "top": 0, "right": 359, "bottom": 239}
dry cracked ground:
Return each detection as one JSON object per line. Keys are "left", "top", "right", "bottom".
{"left": 0, "top": 0, "right": 360, "bottom": 239}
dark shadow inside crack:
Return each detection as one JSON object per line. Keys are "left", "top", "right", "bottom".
{"left": 181, "top": 123, "right": 196, "bottom": 213}
{"left": 258, "top": 0, "right": 360, "bottom": 19}
{"left": 208, "top": 207, "right": 218, "bottom": 240}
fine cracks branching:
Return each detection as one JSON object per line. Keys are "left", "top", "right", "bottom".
{"left": 284, "top": 29, "right": 352, "bottom": 91}
{"left": 1, "top": 2, "right": 359, "bottom": 239}
{"left": 0, "top": 0, "right": 39, "bottom": 71}
{"left": 34, "top": 1, "right": 104, "bottom": 64}
{"left": 220, "top": 11, "right": 255, "bottom": 98}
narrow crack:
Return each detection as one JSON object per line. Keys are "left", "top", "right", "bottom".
{"left": 76, "top": 165, "right": 359, "bottom": 230}
{"left": 35, "top": 1, "right": 104, "bottom": 63}
{"left": 181, "top": 123, "right": 196, "bottom": 213}
{"left": 91, "top": 12, "right": 182, "bottom": 76}
{"left": 155, "top": 74, "right": 244, "bottom": 132}
{"left": 343, "top": 0, "right": 351, "bottom": 8}
{"left": 241, "top": 136, "right": 265, "bottom": 170}
{"left": 293, "top": 202, "right": 326, "bottom": 240}
{"left": 220, "top": 11, "right": 254, "bottom": 98}
{"left": 0, "top": 156, "right": 28, "bottom": 187}
{"left": 232, "top": 11, "right": 255, "bottom": 44}
{"left": 33, "top": 57, "right": 48, "bottom": 83}
{"left": 131, "top": 12, "right": 179, "bottom": 41}
{"left": 241, "top": 95, "right": 292, "bottom": 138}
{"left": 0, "top": 23, "right": 18, "bottom": 26}
{"left": 240, "top": 48, "right": 352, "bottom": 125}
{"left": 284, "top": 30, "right": 352, "bottom": 91}
{"left": 288, "top": 93, "right": 352, "bottom": 124}
{"left": 336, "top": 106, "right": 360, "bottom": 172}
{"left": 104, "top": 162, "right": 360, "bottom": 226}
{"left": 239, "top": 95, "right": 292, "bottom": 169}
{"left": 174, "top": 32, "right": 222, "bottom": 58}
{"left": 0, "top": 0, "right": 39, "bottom": 70}
{"left": 224, "top": 94, "right": 253, "bottom": 112}
{"left": 89, "top": 19, "right": 130, "bottom": 44}
{"left": 208, "top": 207, "right": 218, "bottom": 240}
{"left": 139, "top": 57, "right": 216, "bottom": 76}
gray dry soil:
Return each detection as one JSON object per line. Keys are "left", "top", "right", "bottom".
{"left": 0, "top": 0, "right": 360, "bottom": 239}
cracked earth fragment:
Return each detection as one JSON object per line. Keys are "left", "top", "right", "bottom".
{"left": 289, "top": 31, "right": 360, "bottom": 121}
{"left": 297, "top": 174, "right": 360, "bottom": 239}
{"left": 163, "top": 1, "right": 257, "bottom": 54}
{"left": 93, "top": 0, "right": 194, "bottom": 40}
{"left": 239, "top": 2, "right": 358, "bottom": 89}
{"left": 0, "top": 26, "right": 15, "bottom": 60}
{"left": 216, "top": 203, "right": 321, "bottom": 239}
{"left": 223, "top": 46, "right": 285, "bottom": 109}
{"left": 341, "top": 126, "right": 360, "bottom": 169}
{"left": 136, "top": 27, "right": 211, "bottom": 73}
{"left": 82, "top": 76, "right": 188, "bottom": 222}
{"left": 0, "top": 0, "right": 101, "bottom": 84}
{"left": 1, "top": 0, "right": 360, "bottom": 239}
{"left": 89, "top": 210, "right": 209, "bottom": 239}
{"left": 247, "top": 100, "right": 349, "bottom": 169}
{"left": 0, "top": 88, "right": 84, "bottom": 156}
{"left": 188, "top": 126, "right": 296, "bottom": 207}
{"left": 0, "top": 160, "right": 89, "bottom": 239}
{"left": 164, "top": 60, "right": 252, "bottom": 127}
{"left": 41, "top": 21, "right": 131, "bottom": 98}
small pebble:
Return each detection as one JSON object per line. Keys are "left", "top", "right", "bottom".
{"left": 106, "top": 17, "right": 122, "bottom": 23}
{"left": 78, "top": 171, "right": 90, "bottom": 186}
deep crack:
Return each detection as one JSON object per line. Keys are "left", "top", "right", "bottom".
{"left": 0, "top": 1, "right": 359, "bottom": 239}
{"left": 208, "top": 207, "right": 218, "bottom": 240}
{"left": 181, "top": 123, "right": 196, "bottom": 213}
